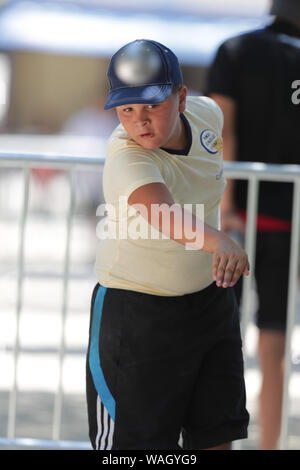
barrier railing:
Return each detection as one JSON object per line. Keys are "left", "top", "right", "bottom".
{"left": 224, "top": 161, "right": 300, "bottom": 450}
{"left": 0, "top": 153, "right": 299, "bottom": 450}
{"left": 0, "top": 153, "right": 104, "bottom": 448}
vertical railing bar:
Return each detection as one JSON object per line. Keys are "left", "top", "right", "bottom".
{"left": 279, "top": 177, "right": 300, "bottom": 450}
{"left": 232, "top": 175, "right": 258, "bottom": 451}
{"left": 52, "top": 167, "right": 76, "bottom": 441}
{"left": 240, "top": 176, "right": 259, "bottom": 344}
{"left": 7, "top": 165, "right": 30, "bottom": 439}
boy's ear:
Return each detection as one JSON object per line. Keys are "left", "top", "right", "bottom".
{"left": 179, "top": 86, "right": 188, "bottom": 113}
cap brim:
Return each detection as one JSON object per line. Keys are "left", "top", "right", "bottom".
{"left": 104, "top": 84, "right": 173, "bottom": 110}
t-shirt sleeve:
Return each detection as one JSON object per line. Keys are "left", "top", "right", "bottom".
{"left": 199, "top": 96, "right": 224, "bottom": 135}
{"left": 103, "top": 146, "right": 166, "bottom": 202}
{"left": 208, "top": 97, "right": 224, "bottom": 134}
{"left": 205, "top": 41, "right": 238, "bottom": 99}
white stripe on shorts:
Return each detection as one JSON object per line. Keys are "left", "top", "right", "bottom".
{"left": 95, "top": 395, "right": 115, "bottom": 450}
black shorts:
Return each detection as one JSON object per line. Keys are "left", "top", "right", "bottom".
{"left": 233, "top": 232, "right": 292, "bottom": 332}
{"left": 86, "top": 281, "right": 249, "bottom": 450}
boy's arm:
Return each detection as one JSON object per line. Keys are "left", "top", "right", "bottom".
{"left": 128, "top": 182, "right": 249, "bottom": 288}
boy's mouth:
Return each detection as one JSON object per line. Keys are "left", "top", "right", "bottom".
{"left": 140, "top": 133, "right": 154, "bottom": 139}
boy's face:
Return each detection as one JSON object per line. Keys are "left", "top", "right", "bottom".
{"left": 115, "top": 86, "right": 187, "bottom": 150}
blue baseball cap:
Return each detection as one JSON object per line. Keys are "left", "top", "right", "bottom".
{"left": 104, "top": 39, "right": 183, "bottom": 110}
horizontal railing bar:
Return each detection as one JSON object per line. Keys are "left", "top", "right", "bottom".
{"left": 224, "top": 162, "right": 300, "bottom": 181}
{"left": 0, "top": 152, "right": 105, "bottom": 169}
{"left": 0, "top": 437, "right": 91, "bottom": 450}
{"left": 0, "top": 153, "right": 300, "bottom": 179}
{"left": 3, "top": 346, "right": 86, "bottom": 354}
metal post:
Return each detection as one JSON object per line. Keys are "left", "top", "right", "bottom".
{"left": 7, "top": 166, "right": 30, "bottom": 439}
{"left": 233, "top": 176, "right": 258, "bottom": 451}
{"left": 52, "top": 168, "right": 76, "bottom": 441}
{"left": 240, "top": 176, "right": 259, "bottom": 344}
{"left": 279, "top": 178, "right": 300, "bottom": 450}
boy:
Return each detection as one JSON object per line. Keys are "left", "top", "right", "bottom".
{"left": 86, "top": 39, "right": 250, "bottom": 450}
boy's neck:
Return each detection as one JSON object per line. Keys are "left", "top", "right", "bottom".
{"left": 178, "top": 114, "right": 189, "bottom": 150}
{"left": 162, "top": 114, "right": 188, "bottom": 151}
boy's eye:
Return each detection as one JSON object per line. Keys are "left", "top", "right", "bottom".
{"left": 121, "top": 104, "right": 158, "bottom": 113}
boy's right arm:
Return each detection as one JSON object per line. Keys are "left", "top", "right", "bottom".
{"left": 128, "top": 182, "right": 249, "bottom": 288}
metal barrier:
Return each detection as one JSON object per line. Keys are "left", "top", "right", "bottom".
{"left": 0, "top": 153, "right": 104, "bottom": 449}
{"left": 0, "top": 152, "right": 299, "bottom": 450}
{"left": 224, "top": 161, "right": 300, "bottom": 450}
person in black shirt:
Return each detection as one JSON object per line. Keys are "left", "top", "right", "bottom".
{"left": 205, "top": 0, "right": 300, "bottom": 450}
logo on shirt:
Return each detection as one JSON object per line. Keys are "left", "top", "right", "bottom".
{"left": 200, "top": 129, "right": 223, "bottom": 155}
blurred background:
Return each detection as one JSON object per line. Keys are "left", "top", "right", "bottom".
{"left": 0, "top": 0, "right": 299, "bottom": 450}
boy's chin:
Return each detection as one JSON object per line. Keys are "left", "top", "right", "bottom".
{"left": 137, "top": 139, "right": 160, "bottom": 150}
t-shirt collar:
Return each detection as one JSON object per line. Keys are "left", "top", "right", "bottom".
{"left": 160, "top": 113, "right": 192, "bottom": 156}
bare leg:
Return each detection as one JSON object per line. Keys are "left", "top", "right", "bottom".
{"left": 204, "top": 442, "right": 232, "bottom": 450}
{"left": 258, "top": 329, "right": 285, "bottom": 450}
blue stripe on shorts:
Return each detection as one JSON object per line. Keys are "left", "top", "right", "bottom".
{"left": 89, "top": 284, "right": 116, "bottom": 421}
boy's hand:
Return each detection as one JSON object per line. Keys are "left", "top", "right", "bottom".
{"left": 212, "top": 232, "right": 250, "bottom": 288}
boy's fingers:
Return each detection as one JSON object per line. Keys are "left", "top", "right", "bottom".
{"left": 213, "top": 253, "right": 249, "bottom": 288}
{"left": 230, "top": 259, "right": 247, "bottom": 286}
{"left": 222, "top": 259, "right": 238, "bottom": 287}
{"left": 244, "top": 261, "right": 250, "bottom": 275}
{"left": 212, "top": 253, "right": 220, "bottom": 281}
{"left": 216, "top": 259, "right": 228, "bottom": 286}
{"left": 241, "top": 261, "right": 250, "bottom": 277}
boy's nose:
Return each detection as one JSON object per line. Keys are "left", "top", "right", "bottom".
{"left": 135, "top": 110, "right": 150, "bottom": 125}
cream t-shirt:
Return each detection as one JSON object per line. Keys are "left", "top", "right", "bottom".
{"left": 95, "top": 96, "right": 226, "bottom": 296}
